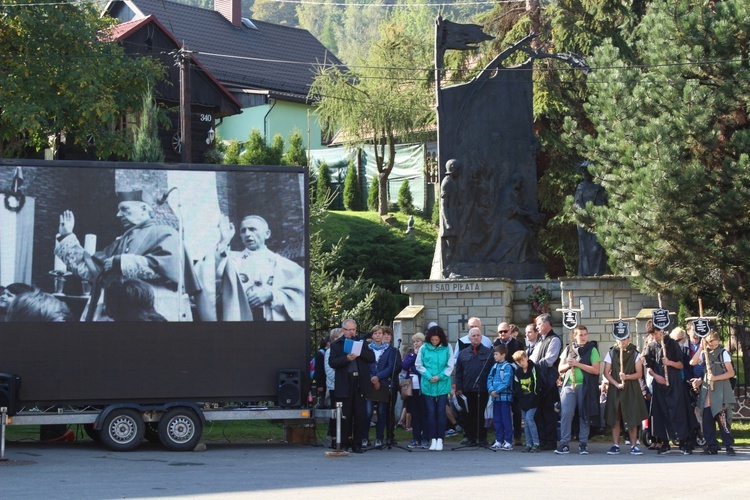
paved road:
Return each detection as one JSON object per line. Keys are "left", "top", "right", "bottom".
{"left": 2, "top": 440, "right": 747, "bottom": 499}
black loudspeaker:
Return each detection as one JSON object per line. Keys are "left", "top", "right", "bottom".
{"left": 278, "top": 369, "right": 302, "bottom": 407}
{"left": 0, "top": 372, "right": 22, "bottom": 417}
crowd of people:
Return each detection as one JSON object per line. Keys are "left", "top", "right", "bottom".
{"left": 317, "top": 313, "right": 738, "bottom": 456}
{"left": 0, "top": 277, "right": 166, "bottom": 323}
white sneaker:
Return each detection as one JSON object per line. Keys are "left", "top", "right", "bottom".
{"left": 429, "top": 439, "right": 437, "bottom": 451}
{"left": 436, "top": 438, "right": 443, "bottom": 451}
{"left": 489, "top": 441, "right": 502, "bottom": 451}
{"left": 501, "top": 441, "right": 513, "bottom": 451}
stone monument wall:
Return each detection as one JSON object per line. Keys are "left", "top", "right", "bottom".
{"left": 398, "top": 276, "right": 678, "bottom": 351}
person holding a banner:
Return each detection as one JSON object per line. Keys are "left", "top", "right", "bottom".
{"left": 689, "top": 330, "right": 737, "bottom": 456}
{"left": 643, "top": 319, "right": 696, "bottom": 455}
{"left": 603, "top": 329, "right": 648, "bottom": 455}
{"left": 555, "top": 325, "right": 600, "bottom": 455}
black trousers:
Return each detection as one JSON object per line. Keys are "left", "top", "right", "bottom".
{"left": 702, "top": 406, "right": 734, "bottom": 449}
{"left": 333, "top": 374, "right": 368, "bottom": 449}
{"left": 535, "top": 401, "right": 558, "bottom": 447}
{"left": 512, "top": 399, "right": 522, "bottom": 440}
{"left": 464, "top": 392, "right": 489, "bottom": 443}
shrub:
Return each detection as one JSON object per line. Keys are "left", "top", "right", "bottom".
{"left": 397, "top": 179, "right": 414, "bottom": 215}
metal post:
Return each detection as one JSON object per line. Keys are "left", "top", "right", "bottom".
{"left": 1, "top": 406, "right": 7, "bottom": 461}
{"left": 335, "top": 401, "right": 342, "bottom": 451}
{"left": 179, "top": 45, "right": 192, "bottom": 164}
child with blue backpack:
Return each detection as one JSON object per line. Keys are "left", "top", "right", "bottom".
{"left": 487, "top": 344, "right": 514, "bottom": 451}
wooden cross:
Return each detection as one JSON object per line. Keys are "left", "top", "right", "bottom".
{"left": 457, "top": 314, "right": 468, "bottom": 331}
{"left": 555, "top": 291, "right": 585, "bottom": 329}
{"left": 606, "top": 301, "right": 637, "bottom": 382}
{"left": 655, "top": 293, "right": 677, "bottom": 386}
{"left": 685, "top": 298, "right": 721, "bottom": 389}
{"left": 556, "top": 291, "right": 585, "bottom": 388}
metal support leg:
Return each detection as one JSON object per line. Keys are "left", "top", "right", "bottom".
{"left": 1, "top": 406, "right": 7, "bottom": 461}
{"left": 335, "top": 402, "right": 342, "bottom": 451}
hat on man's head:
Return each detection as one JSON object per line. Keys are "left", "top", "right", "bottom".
{"left": 116, "top": 190, "right": 154, "bottom": 205}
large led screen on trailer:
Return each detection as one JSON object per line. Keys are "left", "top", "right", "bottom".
{"left": 0, "top": 160, "right": 309, "bottom": 404}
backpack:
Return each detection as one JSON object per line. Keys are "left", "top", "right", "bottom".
{"left": 721, "top": 348, "right": 738, "bottom": 390}
{"left": 309, "top": 348, "right": 324, "bottom": 379}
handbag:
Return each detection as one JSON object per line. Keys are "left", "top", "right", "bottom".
{"left": 400, "top": 377, "right": 413, "bottom": 400}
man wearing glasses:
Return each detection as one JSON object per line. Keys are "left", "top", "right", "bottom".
{"left": 328, "top": 318, "right": 375, "bottom": 453}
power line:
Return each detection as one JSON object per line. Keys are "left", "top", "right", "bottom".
{"left": 267, "top": 0, "right": 517, "bottom": 5}
{"left": 0, "top": 0, "right": 87, "bottom": 7}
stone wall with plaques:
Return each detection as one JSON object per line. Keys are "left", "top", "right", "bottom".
{"left": 398, "top": 276, "right": 678, "bottom": 352}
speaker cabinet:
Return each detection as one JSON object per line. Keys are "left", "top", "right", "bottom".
{"left": 0, "top": 372, "right": 22, "bottom": 417}
{"left": 278, "top": 369, "right": 301, "bottom": 407}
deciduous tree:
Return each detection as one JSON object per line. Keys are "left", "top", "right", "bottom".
{"left": 310, "top": 22, "right": 433, "bottom": 215}
{"left": 0, "top": 0, "right": 163, "bottom": 158}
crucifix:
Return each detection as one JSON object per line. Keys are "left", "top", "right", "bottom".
{"left": 556, "top": 291, "right": 584, "bottom": 388}
{"left": 457, "top": 314, "right": 468, "bottom": 332}
{"left": 606, "top": 301, "right": 637, "bottom": 385}
{"left": 685, "top": 298, "right": 720, "bottom": 389}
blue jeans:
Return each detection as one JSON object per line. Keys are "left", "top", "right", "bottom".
{"left": 424, "top": 394, "right": 448, "bottom": 440}
{"left": 522, "top": 408, "right": 539, "bottom": 447}
{"left": 493, "top": 400, "right": 512, "bottom": 444}
{"left": 365, "top": 400, "right": 388, "bottom": 440}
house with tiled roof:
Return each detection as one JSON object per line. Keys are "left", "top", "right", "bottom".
{"left": 108, "top": 14, "right": 242, "bottom": 162}
{"left": 105, "top": 0, "right": 343, "bottom": 151}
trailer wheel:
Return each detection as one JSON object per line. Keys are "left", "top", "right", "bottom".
{"left": 158, "top": 408, "right": 202, "bottom": 451}
{"left": 100, "top": 409, "right": 144, "bottom": 452}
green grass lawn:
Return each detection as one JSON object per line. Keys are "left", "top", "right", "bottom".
{"left": 318, "top": 210, "right": 437, "bottom": 248}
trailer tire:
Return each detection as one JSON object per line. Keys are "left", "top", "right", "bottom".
{"left": 158, "top": 408, "right": 202, "bottom": 451}
{"left": 100, "top": 409, "right": 144, "bottom": 452}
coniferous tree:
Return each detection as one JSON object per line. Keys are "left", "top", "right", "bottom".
{"left": 282, "top": 130, "right": 307, "bottom": 166}
{"left": 343, "top": 162, "right": 363, "bottom": 211}
{"left": 566, "top": 0, "right": 750, "bottom": 376}
{"left": 316, "top": 162, "right": 333, "bottom": 206}
{"left": 224, "top": 140, "right": 241, "bottom": 165}
{"left": 367, "top": 174, "right": 379, "bottom": 211}
{"left": 239, "top": 129, "right": 268, "bottom": 165}
{"left": 131, "top": 90, "right": 164, "bottom": 162}
{"left": 397, "top": 180, "right": 414, "bottom": 215}
{"left": 268, "top": 134, "right": 285, "bottom": 165}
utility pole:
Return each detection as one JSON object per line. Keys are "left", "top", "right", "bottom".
{"left": 177, "top": 45, "right": 192, "bottom": 163}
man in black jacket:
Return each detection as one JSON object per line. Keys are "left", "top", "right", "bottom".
{"left": 531, "top": 313, "right": 562, "bottom": 450}
{"left": 455, "top": 327, "right": 492, "bottom": 446}
{"left": 328, "top": 318, "right": 375, "bottom": 453}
